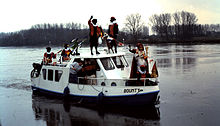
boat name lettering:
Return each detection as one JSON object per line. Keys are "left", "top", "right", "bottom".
{"left": 124, "top": 88, "right": 143, "bottom": 93}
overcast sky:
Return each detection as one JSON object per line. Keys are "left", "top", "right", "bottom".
{"left": 1, "top": 0, "right": 220, "bottom": 33}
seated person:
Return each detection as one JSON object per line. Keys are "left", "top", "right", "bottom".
{"left": 43, "top": 47, "right": 54, "bottom": 64}
{"left": 52, "top": 55, "right": 57, "bottom": 66}
{"left": 69, "top": 60, "right": 83, "bottom": 83}
{"left": 61, "top": 44, "right": 72, "bottom": 61}
{"left": 82, "top": 59, "right": 97, "bottom": 85}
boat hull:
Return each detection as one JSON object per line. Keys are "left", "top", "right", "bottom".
{"left": 32, "top": 86, "right": 159, "bottom": 106}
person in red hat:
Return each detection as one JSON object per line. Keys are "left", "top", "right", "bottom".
{"left": 88, "top": 16, "right": 103, "bottom": 55}
{"left": 108, "top": 16, "right": 119, "bottom": 53}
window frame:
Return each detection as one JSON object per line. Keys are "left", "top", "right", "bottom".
{"left": 48, "top": 69, "right": 53, "bottom": 81}
{"left": 100, "top": 57, "right": 115, "bottom": 70}
{"left": 42, "top": 69, "right": 46, "bottom": 80}
{"left": 55, "top": 70, "right": 63, "bottom": 82}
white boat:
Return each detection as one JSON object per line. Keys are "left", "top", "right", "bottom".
{"left": 30, "top": 49, "right": 160, "bottom": 106}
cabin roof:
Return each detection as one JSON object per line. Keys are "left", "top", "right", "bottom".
{"left": 71, "top": 52, "right": 126, "bottom": 59}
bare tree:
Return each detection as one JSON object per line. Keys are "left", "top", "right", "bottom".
{"left": 180, "top": 11, "right": 198, "bottom": 38}
{"left": 173, "top": 12, "right": 181, "bottom": 38}
{"left": 124, "top": 13, "right": 145, "bottom": 42}
{"left": 149, "top": 13, "right": 171, "bottom": 39}
{"left": 161, "top": 13, "right": 171, "bottom": 39}
{"left": 172, "top": 11, "right": 198, "bottom": 39}
{"left": 149, "top": 14, "right": 161, "bottom": 36}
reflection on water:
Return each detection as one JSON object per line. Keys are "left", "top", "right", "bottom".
{"left": 152, "top": 44, "right": 198, "bottom": 74}
{"left": 157, "top": 58, "right": 172, "bottom": 68}
{"left": 32, "top": 95, "right": 160, "bottom": 126}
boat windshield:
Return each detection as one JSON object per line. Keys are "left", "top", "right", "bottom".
{"left": 100, "top": 57, "right": 115, "bottom": 70}
{"left": 123, "top": 56, "right": 129, "bottom": 67}
{"left": 112, "top": 56, "right": 129, "bottom": 69}
{"left": 112, "top": 56, "right": 124, "bottom": 69}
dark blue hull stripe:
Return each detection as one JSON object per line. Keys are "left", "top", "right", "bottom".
{"left": 32, "top": 86, "right": 160, "bottom": 98}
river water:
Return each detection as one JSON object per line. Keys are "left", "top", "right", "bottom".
{"left": 0, "top": 44, "right": 220, "bottom": 126}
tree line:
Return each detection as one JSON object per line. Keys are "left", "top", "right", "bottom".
{"left": 0, "top": 11, "right": 220, "bottom": 46}
{"left": 149, "top": 11, "right": 220, "bottom": 41}
{"left": 0, "top": 23, "right": 90, "bottom": 46}
{"left": 0, "top": 22, "right": 128, "bottom": 46}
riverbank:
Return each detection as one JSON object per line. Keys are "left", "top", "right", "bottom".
{"left": 140, "top": 37, "right": 220, "bottom": 44}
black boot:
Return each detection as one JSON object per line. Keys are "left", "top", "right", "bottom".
{"left": 91, "top": 47, "right": 94, "bottom": 55}
{"left": 96, "top": 51, "right": 100, "bottom": 54}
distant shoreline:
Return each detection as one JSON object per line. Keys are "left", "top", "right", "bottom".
{"left": 135, "top": 38, "right": 220, "bottom": 45}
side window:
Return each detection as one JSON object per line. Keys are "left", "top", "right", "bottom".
{"left": 55, "top": 70, "right": 63, "bottom": 82}
{"left": 95, "top": 60, "right": 100, "bottom": 71}
{"left": 42, "top": 69, "right": 46, "bottom": 80}
{"left": 48, "top": 69, "right": 53, "bottom": 81}
{"left": 73, "top": 58, "right": 81, "bottom": 63}
{"left": 84, "top": 58, "right": 100, "bottom": 71}
{"left": 112, "top": 56, "right": 124, "bottom": 68}
{"left": 100, "top": 58, "right": 115, "bottom": 70}
{"left": 122, "top": 56, "right": 129, "bottom": 67}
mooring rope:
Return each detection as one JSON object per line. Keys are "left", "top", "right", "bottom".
{"left": 90, "top": 84, "right": 102, "bottom": 93}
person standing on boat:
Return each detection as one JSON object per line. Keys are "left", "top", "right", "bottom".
{"left": 43, "top": 47, "right": 54, "bottom": 64}
{"left": 88, "top": 16, "right": 103, "bottom": 55}
{"left": 69, "top": 60, "right": 83, "bottom": 83}
{"left": 108, "top": 16, "right": 119, "bottom": 53}
{"left": 129, "top": 43, "right": 150, "bottom": 79}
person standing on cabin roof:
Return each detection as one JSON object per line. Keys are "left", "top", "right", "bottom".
{"left": 43, "top": 47, "right": 54, "bottom": 64}
{"left": 88, "top": 16, "right": 104, "bottom": 55}
{"left": 108, "top": 16, "right": 119, "bottom": 53}
{"left": 61, "top": 44, "right": 72, "bottom": 61}
{"left": 69, "top": 60, "right": 83, "bottom": 83}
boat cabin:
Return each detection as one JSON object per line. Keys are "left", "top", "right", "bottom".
{"left": 32, "top": 52, "right": 157, "bottom": 88}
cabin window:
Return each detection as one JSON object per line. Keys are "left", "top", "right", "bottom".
{"left": 42, "top": 69, "right": 46, "bottom": 80}
{"left": 55, "top": 70, "right": 63, "bottom": 82}
{"left": 84, "top": 58, "right": 100, "bottom": 71}
{"left": 100, "top": 58, "right": 115, "bottom": 70}
{"left": 73, "top": 58, "right": 82, "bottom": 63}
{"left": 112, "top": 56, "right": 125, "bottom": 69}
{"left": 48, "top": 69, "right": 53, "bottom": 81}
{"left": 122, "top": 56, "right": 129, "bottom": 67}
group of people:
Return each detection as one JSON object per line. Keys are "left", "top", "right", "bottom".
{"left": 43, "top": 45, "right": 98, "bottom": 83}
{"left": 43, "top": 16, "right": 138, "bottom": 84}
{"left": 88, "top": 16, "right": 119, "bottom": 55}
{"left": 43, "top": 15, "right": 119, "bottom": 64}
{"left": 129, "top": 42, "right": 150, "bottom": 82}
{"left": 129, "top": 42, "right": 159, "bottom": 85}
{"left": 69, "top": 59, "right": 99, "bottom": 84}
{"left": 43, "top": 44, "right": 72, "bottom": 65}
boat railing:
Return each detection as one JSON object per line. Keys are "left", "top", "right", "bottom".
{"left": 76, "top": 77, "right": 158, "bottom": 86}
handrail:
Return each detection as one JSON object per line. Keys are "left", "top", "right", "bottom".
{"left": 74, "top": 77, "right": 158, "bottom": 86}
{"left": 78, "top": 77, "right": 157, "bottom": 81}
{"left": 77, "top": 77, "right": 157, "bottom": 81}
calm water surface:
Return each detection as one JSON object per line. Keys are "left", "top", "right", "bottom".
{"left": 0, "top": 44, "right": 220, "bottom": 126}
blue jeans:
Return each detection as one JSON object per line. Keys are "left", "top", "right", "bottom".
{"left": 69, "top": 73, "right": 78, "bottom": 83}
